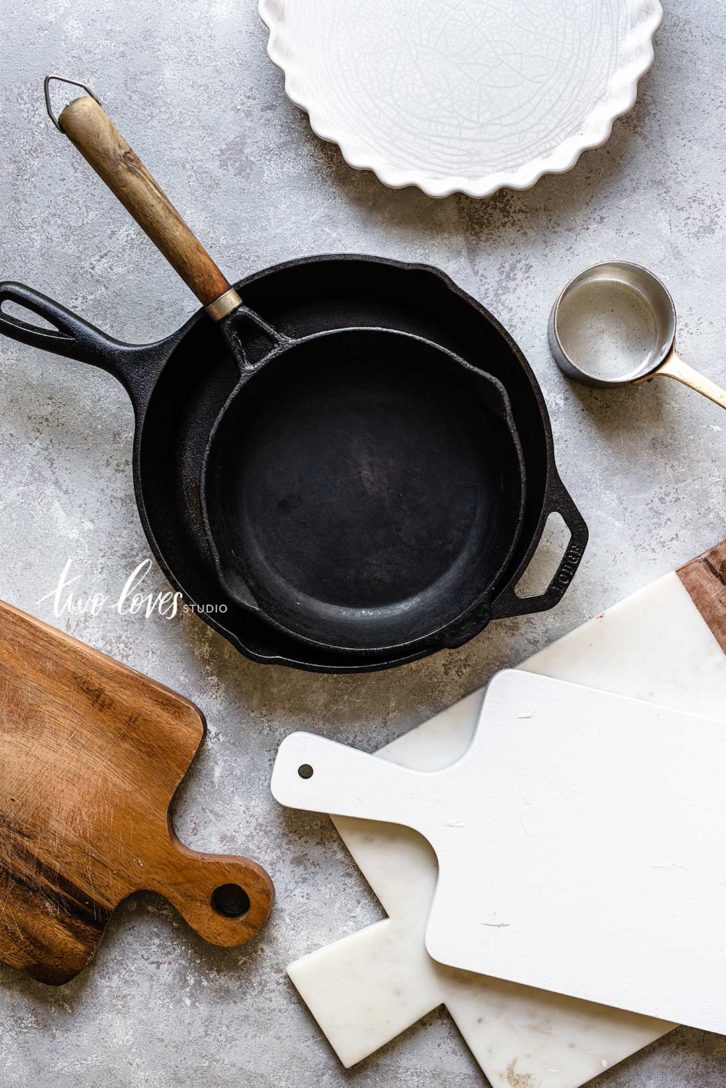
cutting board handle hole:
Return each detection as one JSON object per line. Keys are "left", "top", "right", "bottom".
{"left": 211, "top": 883, "right": 251, "bottom": 918}
{"left": 298, "top": 764, "right": 314, "bottom": 779}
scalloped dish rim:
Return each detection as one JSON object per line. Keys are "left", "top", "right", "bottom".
{"left": 258, "top": 0, "right": 664, "bottom": 198}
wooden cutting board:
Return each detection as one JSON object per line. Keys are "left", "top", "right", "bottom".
{"left": 0, "top": 600, "right": 274, "bottom": 985}
{"left": 273, "top": 576, "right": 726, "bottom": 1035}
{"left": 285, "top": 541, "right": 725, "bottom": 1086}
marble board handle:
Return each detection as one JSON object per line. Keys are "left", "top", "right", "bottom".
{"left": 272, "top": 733, "right": 432, "bottom": 833}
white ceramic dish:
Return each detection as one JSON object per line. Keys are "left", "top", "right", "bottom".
{"left": 259, "top": 0, "right": 662, "bottom": 198}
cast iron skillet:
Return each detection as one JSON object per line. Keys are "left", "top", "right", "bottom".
{"left": 23, "top": 81, "right": 531, "bottom": 660}
{"left": 202, "top": 325, "right": 526, "bottom": 654}
{"left": 0, "top": 78, "right": 587, "bottom": 661}
{"left": 0, "top": 258, "right": 586, "bottom": 671}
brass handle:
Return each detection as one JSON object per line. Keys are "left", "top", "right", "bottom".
{"left": 53, "top": 86, "right": 239, "bottom": 316}
{"left": 653, "top": 351, "right": 726, "bottom": 411}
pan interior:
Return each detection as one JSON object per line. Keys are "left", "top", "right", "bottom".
{"left": 205, "top": 329, "right": 523, "bottom": 650}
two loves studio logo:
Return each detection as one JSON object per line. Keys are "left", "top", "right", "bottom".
{"left": 37, "top": 559, "right": 228, "bottom": 620}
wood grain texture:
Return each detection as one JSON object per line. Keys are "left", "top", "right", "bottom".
{"left": 677, "top": 540, "right": 726, "bottom": 652}
{"left": 0, "top": 600, "right": 273, "bottom": 985}
{"left": 58, "top": 95, "right": 231, "bottom": 307}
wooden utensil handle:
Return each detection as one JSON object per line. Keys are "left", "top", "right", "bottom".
{"left": 58, "top": 95, "right": 235, "bottom": 311}
{"left": 145, "top": 836, "right": 274, "bottom": 947}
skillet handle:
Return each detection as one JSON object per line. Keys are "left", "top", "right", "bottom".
{"left": 0, "top": 282, "right": 131, "bottom": 371}
{"left": 490, "top": 474, "right": 588, "bottom": 620}
{"left": 52, "top": 85, "right": 236, "bottom": 317}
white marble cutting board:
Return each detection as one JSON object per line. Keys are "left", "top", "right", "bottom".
{"left": 286, "top": 542, "right": 726, "bottom": 1087}
{"left": 275, "top": 673, "right": 726, "bottom": 1033}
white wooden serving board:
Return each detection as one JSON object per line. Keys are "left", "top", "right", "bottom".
{"left": 284, "top": 542, "right": 726, "bottom": 1085}
{"left": 273, "top": 672, "right": 726, "bottom": 1034}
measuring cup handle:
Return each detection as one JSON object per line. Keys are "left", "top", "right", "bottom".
{"left": 655, "top": 352, "right": 726, "bottom": 411}
{"left": 490, "top": 473, "right": 588, "bottom": 620}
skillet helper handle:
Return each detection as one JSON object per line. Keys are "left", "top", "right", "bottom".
{"left": 53, "top": 84, "right": 240, "bottom": 320}
{"left": 490, "top": 474, "right": 588, "bottom": 620}
{"left": 653, "top": 352, "right": 726, "bottom": 411}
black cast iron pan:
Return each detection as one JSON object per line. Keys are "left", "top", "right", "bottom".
{"left": 0, "top": 256, "right": 586, "bottom": 672}
{"left": 0, "top": 81, "right": 588, "bottom": 671}
{"left": 202, "top": 326, "right": 526, "bottom": 654}
{"left": 31, "top": 79, "right": 531, "bottom": 659}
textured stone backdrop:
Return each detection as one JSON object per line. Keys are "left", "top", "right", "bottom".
{"left": 0, "top": 1, "right": 724, "bottom": 1084}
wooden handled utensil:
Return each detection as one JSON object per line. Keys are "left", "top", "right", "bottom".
{"left": 0, "top": 599, "right": 273, "bottom": 984}
{"left": 45, "top": 76, "right": 285, "bottom": 342}
{"left": 49, "top": 81, "right": 239, "bottom": 319}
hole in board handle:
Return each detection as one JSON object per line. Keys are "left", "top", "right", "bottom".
{"left": 298, "top": 764, "right": 314, "bottom": 779}
{"left": 211, "top": 883, "right": 250, "bottom": 918}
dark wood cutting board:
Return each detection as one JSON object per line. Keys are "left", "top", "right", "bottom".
{"left": 0, "top": 600, "right": 274, "bottom": 984}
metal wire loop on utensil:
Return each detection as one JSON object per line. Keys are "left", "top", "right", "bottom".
{"left": 44, "top": 76, "right": 102, "bottom": 132}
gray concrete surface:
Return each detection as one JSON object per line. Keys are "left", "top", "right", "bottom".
{"left": 0, "top": 0, "right": 724, "bottom": 1084}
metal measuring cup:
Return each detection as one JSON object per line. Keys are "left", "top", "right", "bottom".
{"left": 549, "top": 261, "right": 726, "bottom": 410}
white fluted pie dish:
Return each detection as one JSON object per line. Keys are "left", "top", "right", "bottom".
{"left": 259, "top": 0, "right": 662, "bottom": 198}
